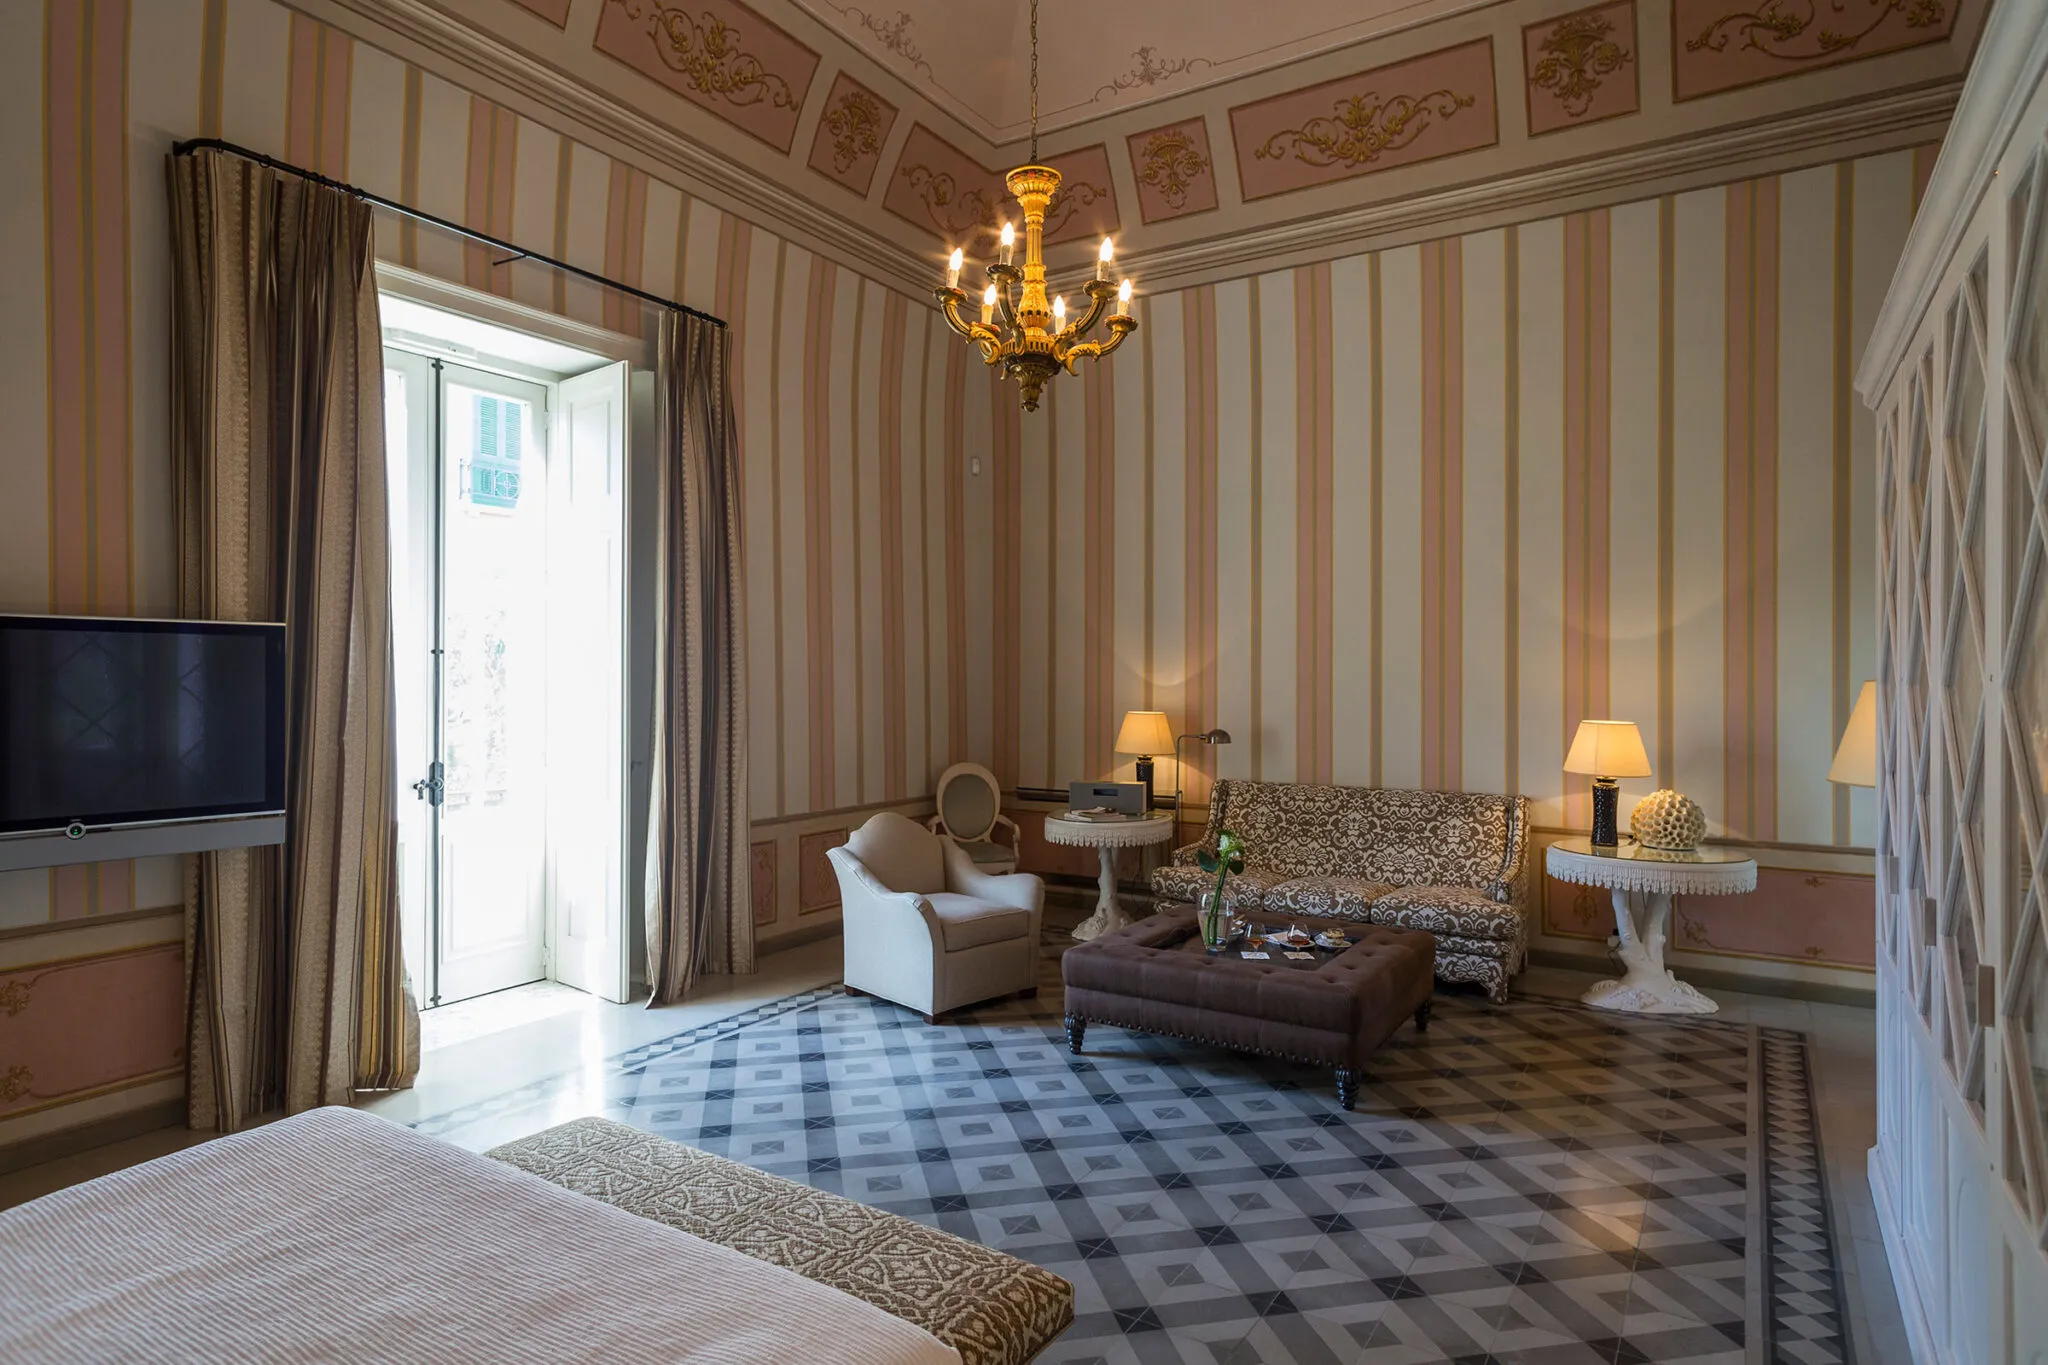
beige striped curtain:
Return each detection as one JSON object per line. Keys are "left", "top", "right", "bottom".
{"left": 645, "top": 311, "right": 753, "bottom": 1004}
{"left": 168, "top": 148, "right": 419, "bottom": 1130}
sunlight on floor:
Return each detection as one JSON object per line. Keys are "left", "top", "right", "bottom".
{"left": 420, "top": 982, "right": 594, "bottom": 1052}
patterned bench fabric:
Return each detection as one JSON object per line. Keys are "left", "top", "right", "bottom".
{"left": 1151, "top": 863, "right": 1288, "bottom": 912}
{"left": 1154, "top": 779, "right": 1532, "bottom": 1002}
{"left": 1261, "top": 876, "right": 1401, "bottom": 919}
{"left": 489, "top": 1117, "right": 1073, "bottom": 1365}
{"left": 1366, "top": 885, "right": 1523, "bottom": 943}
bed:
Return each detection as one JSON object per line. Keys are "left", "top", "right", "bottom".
{"left": 0, "top": 1106, "right": 961, "bottom": 1364}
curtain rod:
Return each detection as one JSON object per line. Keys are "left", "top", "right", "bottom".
{"left": 171, "top": 137, "right": 728, "bottom": 330}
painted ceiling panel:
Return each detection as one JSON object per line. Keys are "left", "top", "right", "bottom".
{"left": 593, "top": 0, "right": 822, "bottom": 151}
{"left": 1672, "top": 0, "right": 1959, "bottom": 102}
{"left": 791, "top": 0, "right": 1496, "bottom": 141}
{"left": 1522, "top": 1, "right": 1640, "bottom": 136}
{"left": 1229, "top": 38, "right": 1500, "bottom": 203}
{"left": 808, "top": 71, "right": 899, "bottom": 195}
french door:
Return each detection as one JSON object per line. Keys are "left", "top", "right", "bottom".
{"left": 382, "top": 348, "right": 634, "bottom": 1007}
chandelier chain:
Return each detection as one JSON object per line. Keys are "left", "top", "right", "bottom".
{"left": 1028, "top": 0, "right": 1039, "bottom": 162}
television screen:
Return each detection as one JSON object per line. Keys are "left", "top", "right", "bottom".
{"left": 0, "top": 616, "right": 287, "bottom": 835}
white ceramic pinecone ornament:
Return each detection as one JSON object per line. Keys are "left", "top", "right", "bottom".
{"left": 1630, "top": 789, "right": 1706, "bottom": 851}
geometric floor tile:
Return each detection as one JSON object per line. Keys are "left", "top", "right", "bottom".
{"left": 409, "top": 930, "right": 1852, "bottom": 1365}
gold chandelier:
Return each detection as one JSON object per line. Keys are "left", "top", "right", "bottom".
{"left": 932, "top": 0, "right": 1136, "bottom": 411}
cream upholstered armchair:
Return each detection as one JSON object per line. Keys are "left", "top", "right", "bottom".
{"left": 829, "top": 812, "right": 1043, "bottom": 1023}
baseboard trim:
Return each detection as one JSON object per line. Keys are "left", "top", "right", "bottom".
{"left": 1526, "top": 948, "right": 1875, "bottom": 1008}
{"left": 1867, "top": 1145, "right": 1942, "bottom": 1365}
{"left": 757, "top": 919, "right": 843, "bottom": 954}
{"left": 0, "top": 1098, "right": 185, "bottom": 1178}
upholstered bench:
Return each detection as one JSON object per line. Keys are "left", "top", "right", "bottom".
{"left": 488, "top": 1117, "right": 1073, "bottom": 1365}
{"left": 1060, "top": 905, "right": 1435, "bottom": 1109}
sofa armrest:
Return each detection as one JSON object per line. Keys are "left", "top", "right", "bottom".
{"left": 827, "top": 847, "right": 940, "bottom": 935}
{"left": 1169, "top": 841, "right": 1205, "bottom": 868}
{"left": 942, "top": 842, "right": 1043, "bottom": 915}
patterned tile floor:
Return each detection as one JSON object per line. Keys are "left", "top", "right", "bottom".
{"left": 0, "top": 908, "right": 1885, "bottom": 1365}
{"left": 407, "top": 926, "right": 1856, "bottom": 1365}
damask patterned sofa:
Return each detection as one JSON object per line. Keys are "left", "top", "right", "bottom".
{"left": 1152, "top": 780, "right": 1533, "bottom": 1002}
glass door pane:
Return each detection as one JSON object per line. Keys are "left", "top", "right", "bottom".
{"left": 434, "top": 365, "right": 550, "bottom": 1004}
{"left": 383, "top": 348, "right": 436, "bottom": 1005}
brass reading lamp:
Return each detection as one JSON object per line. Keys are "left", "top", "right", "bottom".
{"left": 1174, "top": 727, "right": 1233, "bottom": 836}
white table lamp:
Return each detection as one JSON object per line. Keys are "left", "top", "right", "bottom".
{"left": 1115, "top": 709, "right": 1175, "bottom": 807}
{"left": 1828, "top": 681, "right": 1876, "bottom": 788}
{"left": 1563, "top": 719, "right": 1652, "bottom": 848}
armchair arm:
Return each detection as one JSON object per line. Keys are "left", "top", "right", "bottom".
{"left": 1170, "top": 842, "right": 1205, "bottom": 868}
{"left": 826, "top": 847, "right": 940, "bottom": 934}
{"left": 942, "top": 841, "right": 1042, "bottom": 914}
{"left": 989, "top": 812, "right": 1021, "bottom": 851}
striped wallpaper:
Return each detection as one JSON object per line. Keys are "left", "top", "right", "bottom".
{"left": 999, "top": 153, "right": 1919, "bottom": 852}
{"left": 0, "top": 0, "right": 1920, "bottom": 920}
{"left": 0, "top": 0, "right": 990, "bottom": 937}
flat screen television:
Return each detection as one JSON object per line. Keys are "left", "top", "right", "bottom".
{"left": 0, "top": 615, "right": 288, "bottom": 837}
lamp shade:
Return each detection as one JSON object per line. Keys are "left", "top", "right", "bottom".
{"left": 1828, "top": 681, "right": 1877, "bottom": 787}
{"left": 1115, "top": 709, "right": 1175, "bottom": 757}
{"left": 1562, "top": 720, "right": 1653, "bottom": 777}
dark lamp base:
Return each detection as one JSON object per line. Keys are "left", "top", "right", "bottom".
{"left": 1590, "top": 778, "right": 1621, "bottom": 847}
{"left": 1135, "top": 755, "right": 1155, "bottom": 809}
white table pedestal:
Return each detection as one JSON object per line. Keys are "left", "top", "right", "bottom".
{"left": 1071, "top": 846, "right": 1129, "bottom": 942}
{"left": 1582, "top": 888, "right": 1721, "bottom": 1014}
{"left": 1043, "top": 813, "right": 1177, "bottom": 943}
{"left": 1544, "top": 836, "right": 1757, "bottom": 1016}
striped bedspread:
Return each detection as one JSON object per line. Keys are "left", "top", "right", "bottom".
{"left": 0, "top": 1106, "right": 961, "bottom": 1365}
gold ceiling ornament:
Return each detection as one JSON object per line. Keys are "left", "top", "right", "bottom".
{"left": 931, "top": 0, "right": 1136, "bottom": 412}
{"left": 1136, "top": 128, "right": 1211, "bottom": 209}
{"left": 612, "top": 0, "right": 797, "bottom": 109}
{"left": 1686, "top": 0, "right": 1945, "bottom": 59}
{"left": 1531, "top": 13, "right": 1632, "bottom": 118}
{"left": 1256, "top": 87, "right": 1476, "bottom": 168}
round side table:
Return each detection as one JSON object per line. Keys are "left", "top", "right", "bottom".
{"left": 1545, "top": 836, "right": 1757, "bottom": 1015}
{"left": 1044, "top": 812, "right": 1177, "bottom": 942}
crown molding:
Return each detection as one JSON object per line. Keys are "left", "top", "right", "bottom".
{"left": 309, "top": 0, "right": 938, "bottom": 294}
{"left": 1131, "top": 81, "right": 1961, "bottom": 296}
{"left": 311, "top": 0, "right": 1958, "bottom": 309}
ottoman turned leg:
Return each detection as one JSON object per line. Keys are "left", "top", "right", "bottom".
{"left": 1334, "top": 1068, "right": 1358, "bottom": 1112}
{"left": 1414, "top": 1000, "right": 1432, "bottom": 1032}
{"left": 1065, "top": 1015, "right": 1087, "bottom": 1054}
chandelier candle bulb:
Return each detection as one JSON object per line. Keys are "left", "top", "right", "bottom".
{"left": 946, "top": 247, "right": 963, "bottom": 289}
{"left": 1116, "top": 278, "right": 1133, "bottom": 314}
{"left": 980, "top": 284, "right": 997, "bottom": 325}
{"left": 999, "top": 222, "right": 1015, "bottom": 267}
{"left": 1097, "top": 237, "right": 1113, "bottom": 281}
{"left": 1052, "top": 295, "right": 1066, "bottom": 328}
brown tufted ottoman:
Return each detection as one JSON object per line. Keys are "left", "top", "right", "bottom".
{"left": 1060, "top": 904, "right": 1434, "bottom": 1109}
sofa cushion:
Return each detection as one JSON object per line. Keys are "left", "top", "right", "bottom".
{"left": 847, "top": 812, "right": 947, "bottom": 894}
{"left": 1367, "top": 885, "right": 1523, "bottom": 942}
{"left": 1261, "top": 876, "right": 1400, "bottom": 920}
{"left": 1202, "top": 780, "right": 1522, "bottom": 896}
{"left": 1151, "top": 864, "right": 1288, "bottom": 912}
{"left": 924, "top": 893, "right": 1032, "bottom": 951}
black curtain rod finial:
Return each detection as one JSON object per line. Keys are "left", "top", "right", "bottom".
{"left": 171, "top": 136, "right": 727, "bottom": 330}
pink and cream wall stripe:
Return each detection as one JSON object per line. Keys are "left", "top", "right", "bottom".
{"left": 1010, "top": 153, "right": 1918, "bottom": 859}
{"left": 0, "top": 0, "right": 987, "bottom": 941}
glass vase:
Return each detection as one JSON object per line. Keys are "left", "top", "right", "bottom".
{"left": 1198, "top": 889, "right": 1229, "bottom": 951}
